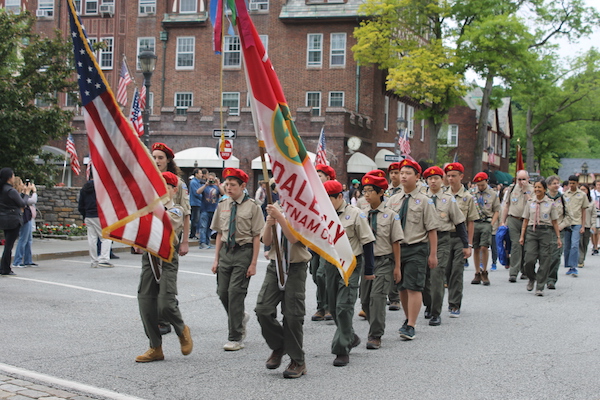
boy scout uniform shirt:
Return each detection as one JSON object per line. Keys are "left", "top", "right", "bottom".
{"left": 445, "top": 186, "right": 479, "bottom": 228}
{"left": 584, "top": 202, "right": 596, "bottom": 229}
{"left": 262, "top": 204, "right": 311, "bottom": 263}
{"left": 504, "top": 183, "right": 533, "bottom": 219}
{"left": 174, "top": 178, "right": 191, "bottom": 216}
{"left": 547, "top": 193, "right": 571, "bottom": 230}
{"left": 563, "top": 188, "right": 590, "bottom": 225}
{"left": 165, "top": 200, "right": 184, "bottom": 245}
{"left": 387, "top": 187, "right": 438, "bottom": 245}
{"left": 368, "top": 202, "right": 404, "bottom": 256}
{"left": 473, "top": 187, "right": 500, "bottom": 219}
{"left": 427, "top": 190, "right": 466, "bottom": 232}
{"left": 336, "top": 201, "right": 375, "bottom": 256}
{"left": 211, "top": 195, "right": 265, "bottom": 246}
{"left": 522, "top": 196, "right": 558, "bottom": 226}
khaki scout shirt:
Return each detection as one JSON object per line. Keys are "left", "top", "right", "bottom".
{"left": 522, "top": 196, "right": 558, "bottom": 226}
{"left": 504, "top": 183, "right": 533, "bottom": 219}
{"left": 446, "top": 185, "right": 479, "bottom": 228}
{"left": 547, "top": 193, "right": 570, "bottom": 231}
{"left": 336, "top": 201, "right": 375, "bottom": 256}
{"left": 211, "top": 195, "right": 265, "bottom": 246}
{"left": 387, "top": 185, "right": 403, "bottom": 197}
{"left": 174, "top": 178, "right": 191, "bottom": 216}
{"left": 473, "top": 187, "right": 500, "bottom": 219}
{"left": 584, "top": 202, "right": 596, "bottom": 229}
{"left": 563, "top": 188, "right": 590, "bottom": 225}
{"left": 165, "top": 200, "right": 184, "bottom": 245}
{"left": 427, "top": 189, "right": 466, "bottom": 232}
{"left": 366, "top": 202, "right": 403, "bottom": 256}
{"left": 386, "top": 187, "right": 438, "bottom": 245}
{"left": 262, "top": 203, "right": 311, "bottom": 263}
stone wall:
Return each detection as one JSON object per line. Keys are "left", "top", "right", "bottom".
{"left": 35, "top": 186, "right": 84, "bottom": 227}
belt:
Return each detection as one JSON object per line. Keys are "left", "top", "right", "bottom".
{"left": 510, "top": 215, "right": 524, "bottom": 221}
{"left": 230, "top": 243, "right": 253, "bottom": 251}
{"left": 474, "top": 219, "right": 491, "bottom": 223}
{"left": 437, "top": 231, "right": 450, "bottom": 236}
{"left": 528, "top": 225, "right": 552, "bottom": 230}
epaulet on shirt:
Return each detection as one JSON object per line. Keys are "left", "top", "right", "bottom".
{"left": 219, "top": 197, "right": 228, "bottom": 203}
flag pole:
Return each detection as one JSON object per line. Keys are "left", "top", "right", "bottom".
{"left": 61, "top": 153, "right": 67, "bottom": 185}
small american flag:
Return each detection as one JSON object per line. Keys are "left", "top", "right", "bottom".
{"left": 398, "top": 129, "right": 411, "bottom": 156}
{"left": 139, "top": 85, "right": 147, "bottom": 110}
{"left": 86, "top": 158, "right": 93, "bottom": 180}
{"left": 315, "top": 127, "right": 328, "bottom": 165}
{"left": 130, "top": 87, "right": 144, "bottom": 137}
{"left": 116, "top": 59, "right": 131, "bottom": 106}
{"left": 66, "top": 134, "right": 81, "bottom": 175}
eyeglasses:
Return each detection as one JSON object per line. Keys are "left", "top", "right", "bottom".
{"left": 362, "top": 189, "right": 375, "bottom": 195}
{"left": 517, "top": 178, "right": 528, "bottom": 181}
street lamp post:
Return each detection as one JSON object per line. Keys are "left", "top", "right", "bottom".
{"left": 138, "top": 46, "right": 157, "bottom": 147}
{"left": 396, "top": 117, "right": 407, "bottom": 159}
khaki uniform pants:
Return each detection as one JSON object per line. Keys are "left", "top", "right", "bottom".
{"left": 360, "top": 255, "right": 394, "bottom": 338}
{"left": 423, "top": 233, "right": 450, "bottom": 317}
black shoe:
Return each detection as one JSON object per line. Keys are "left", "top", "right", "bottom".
{"left": 350, "top": 333, "right": 361, "bottom": 350}
{"left": 424, "top": 309, "right": 432, "bottom": 319}
{"left": 509, "top": 276, "right": 517, "bottom": 283}
{"left": 159, "top": 324, "right": 172, "bottom": 335}
{"left": 333, "top": 354, "right": 349, "bottom": 367}
{"left": 110, "top": 253, "right": 120, "bottom": 259}
{"left": 429, "top": 315, "right": 441, "bottom": 326}
{"left": 547, "top": 282, "right": 556, "bottom": 290}
{"left": 28, "top": 263, "right": 38, "bottom": 266}
{"left": 399, "top": 325, "right": 416, "bottom": 340}
{"left": 266, "top": 348, "right": 285, "bottom": 369}
{"left": 0, "top": 271, "right": 16, "bottom": 276}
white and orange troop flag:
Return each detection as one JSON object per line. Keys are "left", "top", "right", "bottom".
{"left": 212, "top": 0, "right": 357, "bottom": 283}
{"left": 67, "top": 0, "right": 175, "bottom": 262}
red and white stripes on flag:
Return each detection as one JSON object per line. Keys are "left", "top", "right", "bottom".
{"left": 66, "top": 134, "right": 81, "bottom": 175}
{"left": 130, "top": 87, "right": 144, "bottom": 137}
{"left": 117, "top": 58, "right": 131, "bottom": 106}
{"left": 398, "top": 129, "right": 411, "bottom": 156}
{"left": 315, "top": 127, "right": 328, "bottom": 166}
{"left": 68, "top": 0, "right": 175, "bottom": 262}
{"left": 139, "top": 85, "right": 147, "bottom": 110}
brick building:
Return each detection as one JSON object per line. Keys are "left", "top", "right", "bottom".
{"left": 3, "top": 0, "right": 436, "bottom": 192}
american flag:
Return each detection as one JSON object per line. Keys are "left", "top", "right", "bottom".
{"left": 86, "top": 158, "right": 93, "bottom": 180}
{"left": 139, "top": 85, "right": 147, "bottom": 110}
{"left": 314, "top": 127, "right": 328, "bottom": 166}
{"left": 67, "top": 0, "right": 175, "bottom": 261}
{"left": 130, "top": 87, "right": 144, "bottom": 137}
{"left": 398, "top": 128, "right": 411, "bottom": 156}
{"left": 116, "top": 58, "right": 131, "bottom": 106}
{"left": 66, "top": 134, "right": 81, "bottom": 175}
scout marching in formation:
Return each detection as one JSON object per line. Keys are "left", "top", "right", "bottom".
{"left": 135, "top": 143, "right": 591, "bottom": 379}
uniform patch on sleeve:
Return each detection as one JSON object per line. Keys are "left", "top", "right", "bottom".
{"left": 360, "top": 213, "right": 367, "bottom": 218}
{"left": 169, "top": 207, "right": 183, "bottom": 217}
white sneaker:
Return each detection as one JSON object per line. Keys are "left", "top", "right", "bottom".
{"left": 241, "top": 312, "right": 250, "bottom": 341}
{"left": 223, "top": 341, "right": 244, "bottom": 351}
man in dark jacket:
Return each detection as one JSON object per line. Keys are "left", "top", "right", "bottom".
{"left": 78, "top": 180, "right": 113, "bottom": 268}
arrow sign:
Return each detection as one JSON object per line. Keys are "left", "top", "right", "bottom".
{"left": 213, "top": 129, "right": 236, "bottom": 139}
{"left": 219, "top": 139, "right": 233, "bottom": 160}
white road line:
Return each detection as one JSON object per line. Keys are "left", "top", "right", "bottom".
{"left": 62, "top": 259, "right": 216, "bottom": 277}
{"left": 0, "top": 362, "right": 146, "bottom": 400}
{"left": 12, "top": 277, "right": 136, "bottom": 299}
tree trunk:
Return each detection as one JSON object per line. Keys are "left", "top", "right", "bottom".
{"left": 526, "top": 108, "right": 535, "bottom": 173}
{"left": 472, "top": 75, "right": 494, "bottom": 175}
{"left": 428, "top": 118, "right": 442, "bottom": 164}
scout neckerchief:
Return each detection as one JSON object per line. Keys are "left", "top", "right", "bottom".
{"left": 398, "top": 193, "right": 411, "bottom": 229}
{"left": 227, "top": 193, "right": 249, "bottom": 249}
{"left": 475, "top": 190, "right": 486, "bottom": 220}
{"left": 532, "top": 196, "right": 545, "bottom": 231}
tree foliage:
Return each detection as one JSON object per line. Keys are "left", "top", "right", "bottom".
{"left": 0, "top": 10, "right": 76, "bottom": 185}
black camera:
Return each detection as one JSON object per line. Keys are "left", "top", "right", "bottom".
{"left": 209, "top": 180, "right": 214, "bottom": 184}
{"left": 25, "top": 179, "right": 30, "bottom": 185}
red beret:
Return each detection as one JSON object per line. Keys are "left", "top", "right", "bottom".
{"left": 423, "top": 166, "right": 444, "bottom": 179}
{"left": 362, "top": 172, "right": 389, "bottom": 191}
{"left": 323, "top": 180, "right": 343, "bottom": 195}
{"left": 399, "top": 159, "right": 422, "bottom": 174}
{"left": 388, "top": 162, "right": 402, "bottom": 172}
{"left": 473, "top": 172, "right": 489, "bottom": 183}
{"left": 444, "top": 162, "right": 464, "bottom": 173}
{"left": 151, "top": 142, "right": 175, "bottom": 159}
{"left": 161, "top": 171, "right": 179, "bottom": 187}
{"left": 316, "top": 164, "right": 336, "bottom": 179}
{"left": 223, "top": 168, "right": 249, "bottom": 183}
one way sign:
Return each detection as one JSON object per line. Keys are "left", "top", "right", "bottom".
{"left": 213, "top": 129, "right": 237, "bottom": 139}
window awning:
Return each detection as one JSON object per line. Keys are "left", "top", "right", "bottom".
{"left": 173, "top": 147, "right": 240, "bottom": 168}
{"left": 251, "top": 151, "right": 316, "bottom": 170}
{"left": 374, "top": 149, "right": 396, "bottom": 169}
{"left": 494, "top": 170, "right": 513, "bottom": 185}
{"left": 347, "top": 152, "right": 377, "bottom": 173}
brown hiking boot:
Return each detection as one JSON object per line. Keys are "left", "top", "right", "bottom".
{"left": 135, "top": 346, "right": 164, "bottom": 363}
{"left": 366, "top": 336, "right": 381, "bottom": 349}
{"left": 265, "top": 348, "right": 285, "bottom": 369}
{"left": 358, "top": 309, "right": 367, "bottom": 319}
{"left": 283, "top": 360, "right": 306, "bottom": 378}
{"left": 471, "top": 272, "right": 482, "bottom": 284}
{"left": 481, "top": 270, "right": 490, "bottom": 286}
{"left": 311, "top": 310, "right": 325, "bottom": 321}
{"left": 178, "top": 325, "right": 193, "bottom": 356}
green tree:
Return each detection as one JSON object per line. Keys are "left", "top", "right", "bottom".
{"left": 0, "top": 10, "right": 76, "bottom": 185}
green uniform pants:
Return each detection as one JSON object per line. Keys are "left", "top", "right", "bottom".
{"left": 255, "top": 260, "right": 307, "bottom": 365}
{"left": 216, "top": 245, "right": 253, "bottom": 342}
{"left": 360, "top": 254, "right": 394, "bottom": 338}
{"left": 547, "top": 230, "right": 565, "bottom": 286}
{"left": 138, "top": 252, "right": 185, "bottom": 348}
{"left": 579, "top": 227, "right": 591, "bottom": 265}
{"left": 309, "top": 252, "right": 328, "bottom": 313}
{"left": 325, "top": 256, "right": 362, "bottom": 356}
{"left": 508, "top": 216, "right": 525, "bottom": 278}
{"left": 423, "top": 232, "right": 450, "bottom": 317}
{"left": 524, "top": 226, "right": 555, "bottom": 290}
{"left": 446, "top": 235, "right": 466, "bottom": 311}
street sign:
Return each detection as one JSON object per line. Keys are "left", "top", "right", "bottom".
{"left": 213, "top": 129, "right": 237, "bottom": 139}
{"left": 219, "top": 139, "right": 233, "bottom": 160}
{"left": 377, "top": 142, "right": 396, "bottom": 147}
{"left": 384, "top": 155, "right": 401, "bottom": 162}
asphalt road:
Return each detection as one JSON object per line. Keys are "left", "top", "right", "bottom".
{"left": 1, "top": 247, "right": 600, "bottom": 400}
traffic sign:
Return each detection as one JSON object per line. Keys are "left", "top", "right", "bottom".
{"left": 384, "top": 155, "right": 401, "bottom": 162}
{"left": 219, "top": 139, "right": 233, "bottom": 160}
{"left": 213, "top": 129, "right": 237, "bottom": 139}
{"left": 377, "top": 142, "right": 396, "bottom": 147}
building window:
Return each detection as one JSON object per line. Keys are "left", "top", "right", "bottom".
{"left": 307, "top": 34, "right": 322, "bottom": 67}
{"left": 73, "top": 0, "right": 82, "bottom": 13}
{"left": 384, "top": 96, "right": 389, "bottom": 131}
{"left": 176, "top": 37, "right": 195, "bottom": 69}
{"left": 223, "top": 36, "right": 241, "bottom": 67}
{"left": 5, "top": 0, "right": 20, "bottom": 13}
{"left": 306, "top": 92, "right": 321, "bottom": 116}
{"left": 397, "top": 101, "right": 405, "bottom": 121}
{"left": 249, "top": 0, "right": 269, "bottom": 11}
{"left": 407, "top": 105, "right": 415, "bottom": 137}
{"left": 420, "top": 120, "right": 425, "bottom": 142}
{"left": 439, "top": 124, "right": 458, "bottom": 147}
{"left": 502, "top": 138, "right": 507, "bottom": 158}
{"left": 259, "top": 35, "right": 268, "bottom": 52}
{"left": 139, "top": 0, "right": 156, "bottom": 14}
{"left": 148, "top": 92, "right": 154, "bottom": 115}
{"left": 85, "top": 0, "right": 98, "bottom": 14}
{"left": 180, "top": 0, "right": 197, "bottom": 13}
{"left": 175, "top": 92, "right": 193, "bottom": 115}
{"left": 98, "top": 37, "right": 114, "bottom": 69}
{"left": 65, "top": 92, "right": 79, "bottom": 107}
{"left": 137, "top": 37, "right": 156, "bottom": 70}
{"left": 37, "top": 0, "right": 54, "bottom": 17}
{"left": 328, "top": 92, "right": 344, "bottom": 107}
{"left": 222, "top": 92, "right": 240, "bottom": 116}
{"left": 330, "top": 33, "right": 346, "bottom": 67}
